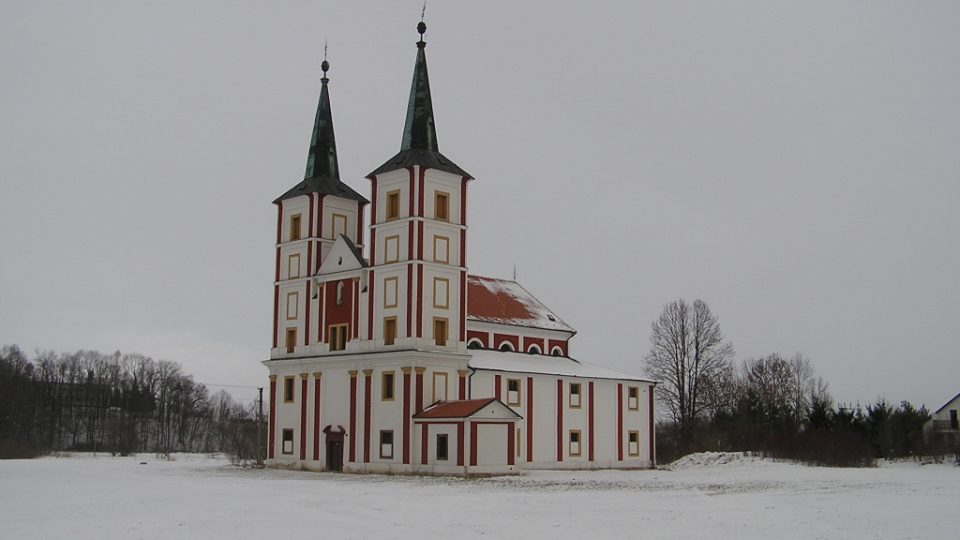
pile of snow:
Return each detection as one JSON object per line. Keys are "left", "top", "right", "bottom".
{"left": 666, "top": 451, "right": 772, "bottom": 470}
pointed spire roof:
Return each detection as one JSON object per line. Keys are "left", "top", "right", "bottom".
{"left": 367, "top": 22, "right": 472, "bottom": 180}
{"left": 276, "top": 58, "right": 368, "bottom": 204}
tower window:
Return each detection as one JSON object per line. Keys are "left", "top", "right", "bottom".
{"left": 328, "top": 324, "right": 348, "bottom": 351}
{"left": 283, "top": 376, "right": 295, "bottom": 403}
{"left": 433, "top": 318, "right": 448, "bottom": 347}
{"left": 285, "top": 328, "right": 297, "bottom": 353}
{"left": 382, "top": 371, "right": 395, "bottom": 401}
{"left": 383, "top": 317, "right": 397, "bottom": 346}
{"left": 435, "top": 191, "right": 449, "bottom": 221}
{"left": 386, "top": 190, "right": 401, "bottom": 220}
{"left": 289, "top": 214, "right": 302, "bottom": 241}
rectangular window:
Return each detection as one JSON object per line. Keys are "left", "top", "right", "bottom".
{"left": 628, "top": 431, "right": 640, "bottom": 456}
{"left": 569, "top": 382, "right": 582, "bottom": 409}
{"left": 286, "top": 291, "right": 298, "bottom": 320}
{"left": 434, "top": 191, "right": 449, "bottom": 221}
{"left": 433, "top": 277, "right": 449, "bottom": 309}
{"left": 433, "top": 235, "right": 449, "bottom": 264}
{"left": 332, "top": 213, "right": 347, "bottom": 239}
{"left": 383, "top": 317, "right": 397, "bottom": 346}
{"left": 628, "top": 386, "right": 639, "bottom": 410}
{"left": 383, "top": 277, "right": 399, "bottom": 308}
{"left": 287, "top": 253, "right": 301, "bottom": 279}
{"left": 379, "top": 430, "right": 394, "bottom": 459}
{"left": 432, "top": 372, "right": 448, "bottom": 403}
{"left": 433, "top": 317, "right": 448, "bottom": 347}
{"left": 382, "top": 371, "right": 395, "bottom": 401}
{"left": 328, "top": 324, "right": 348, "bottom": 351}
{"left": 283, "top": 376, "right": 295, "bottom": 403}
{"left": 285, "top": 328, "right": 297, "bottom": 354}
{"left": 386, "top": 190, "right": 400, "bottom": 220}
{"left": 507, "top": 379, "right": 521, "bottom": 406}
{"left": 384, "top": 235, "right": 400, "bottom": 263}
{"left": 289, "top": 214, "right": 302, "bottom": 241}
{"left": 436, "top": 434, "right": 449, "bottom": 461}
{"left": 569, "top": 430, "right": 582, "bottom": 457}
{"left": 281, "top": 429, "right": 294, "bottom": 455}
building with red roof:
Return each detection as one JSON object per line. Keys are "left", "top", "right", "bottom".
{"left": 263, "top": 20, "right": 655, "bottom": 476}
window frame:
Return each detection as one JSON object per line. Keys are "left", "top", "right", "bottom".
{"left": 283, "top": 376, "right": 295, "bottom": 403}
{"left": 385, "top": 190, "right": 401, "bottom": 221}
{"left": 284, "top": 328, "right": 297, "bottom": 354}
{"left": 434, "top": 191, "right": 450, "bottom": 221}
{"left": 383, "top": 317, "right": 398, "bottom": 346}
{"left": 281, "top": 428, "right": 294, "bottom": 455}
{"left": 628, "top": 430, "right": 640, "bottom": 456}
{"left": 331, "top": 213, "right": 347, "bottom": 239}
{"left": 432, "top": 277, "right": 449, "bottom": 309}
{"left": 328, "top": 323, "right": 348, "bottom": 351}
{"left": 506, "top": 378, "right": 521, "bottom": 406}
{"left": 436, "top": 433, "right": 449, "bottom": 461}
{"left": 381, "top": 371, "right": 395, "bottom": 401}
{"left": 432, "top": 371, "right": 448, "bottom": 403}
{"left": 384, "top": 235, "right": 400, "bottom": 264}
{"left": 433, "top": 317, "right": 448, "bottom": 347}
{"left": 289, "top": 214, "right": 302, "bottom": 241}
{"left": 379, "top": 430, "right": 394, "bottom": 459}
{"left": 569, "top": 429, "right": 582, "bottom": 457}
{"left": 286, "top": 291, "right": 299, "bottom": 320}
{"left": 569, "top": 382, "right": 582, "bottom": 409}
{"left": 628, "top": 386, "right": 639, "bottom": 411}
{"left": 433, "top": 235, "right": 449, "bottom": 264}
{"left": 287, "top": 253, "right": 301, "bottom": 279}
{"left": 383, "top": 277, "right": 399, "bottom": 308}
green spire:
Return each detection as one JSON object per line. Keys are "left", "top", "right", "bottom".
{"left": 304, "top": 59, "right": 340, "bottom": 179}
{"left": 400, "top": 21, "right": 438, "bottom": 152}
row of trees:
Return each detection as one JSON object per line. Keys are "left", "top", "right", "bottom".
{"left": 645, "top": 299, "right": 941, "bottom": 465}
{"left": 0, "top": 345, "right": 262, "bottom": 461}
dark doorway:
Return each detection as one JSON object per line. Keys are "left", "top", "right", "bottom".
{"left": 323, "top": 425, "right": 346, "bottom": 472}
{"left": 950, "top": 410, "right": 958, "bottom": 430}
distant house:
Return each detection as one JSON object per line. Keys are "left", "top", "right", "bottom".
{"left": 924, "top": 392, "right": 960, "bottom": 444}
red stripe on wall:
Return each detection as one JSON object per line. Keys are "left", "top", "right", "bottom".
{"left": 317, "top": 195, "right": 325, "bottom": 240}
{"left": 368, "top": 179, "right": 376, "bottom": 265}
{"left": 556, "top": 379, "right": 563, "bottom": 462}
{"left": 304, "top": 282, "right": 310, "bottom": 346}
{"left": 457, "top": 422, "right": 465, "bottom": 466}
{"left": 276, "top": 201, "right": 283, "bottom": 244}
{"left": 459, "top": 271, "right": 466, "bottom": 342}
{"left": 416, "top": 265, "right": 423, "bottom": 338}
{"left": 352, "top": 280, "right": 359, "bottom": 339}
{"left": 458, "top": 371, "right": 466, "bottom": 400}
{"left": 494, "top": 374, "right": 501, "bottom": 400}
{"left": 299, "top": 376, "right": 307, "bottom": 460}
{"left": 469, "top": 421, "right": 478, "bottom": 466}
{"left": 357, "top": 202, "right": 364, "bottom": 246}
{"left": 406, "top": 264, "right": 413, "bottom": 337}
{"left": 268, "top": 378, "right": 276, "bottom": 459}
{"left": 403, "top": 370, "right": 411, "bottom": 464}
{"left": 349, "top": 373, "right": 357, "bottom": 462}
{"left": 588, "top": 381, "right": 595, "bottom": 461}
{"left": 421, "top": 423, "right": 428, "bottom": 465}
{"left": 617, "top": 383, "right": 624, "bottom": 462}
{"left": 272, "top": 285, "right": 279, "bottom": 348}
{"left": 407, "top": 221, "right": 414, "bottom": 264}
{"left": 415, "top": 369, "right": 424, "bottom": 413}
{"left": 507, "top": 424, "right": 515, "bottom": 466}
{"left": 367, "top": 270, "right": 375, "bottom": 340}
{"left": 418, "top": 167, "right": 426, "bottom": 217}
{"left": 526, "top": 377, "right": 534, "bottom": 463}
{"left": 307, "top": 241, "right": 313, "bottom": 276}
{"left": 417, "top": 221, "right": 424, "bottom": 260}
{"left": 649, "top": 384, "right": 656, "bottom": 465}
{"left": 308, "top": 193, "right": 315, "bottom": 237}
{"left": 274, "top": 247, "right": 281, "bottom": 283}
{"left": 408, "top": 167, "right": 415, "bottom": 215}
{"left": 460, "top": 177, "right": 467, "bottom": 226}
{"left": 313, "top": 374, "right": 321, "bottom": 461}
{"left": 363, "top": 371, "right": 372, "bottom": 463}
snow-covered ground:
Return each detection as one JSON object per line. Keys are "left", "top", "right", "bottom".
{"left": 1, "top": 452, "right": 956, "bottom": 539}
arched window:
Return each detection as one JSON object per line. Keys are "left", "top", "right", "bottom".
{"left": 527, "top": 345, "right": 541, "bottom": 355}
{"left": 336, "top": 282, "right": 345, "bottom": 305}
{"left": 467, "top": 339, "right": 484, "bottom": 350}
{"left": 551, "top": 347, "right": 563, "bottom": 357}
{"left": 499, "top": 342, "right": 515, "bottom": 352}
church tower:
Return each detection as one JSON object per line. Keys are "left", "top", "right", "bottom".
{"left": 271, "top": 58, "right": 369, "bottom": 358}
{"left": 365, "top": 21, "right": 473, "bottom": 353}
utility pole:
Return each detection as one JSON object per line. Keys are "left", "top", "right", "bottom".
{"left": 257, "top": 387, "right": 264, "bottom": 468}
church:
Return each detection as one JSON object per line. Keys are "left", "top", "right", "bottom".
{"left": 264, "top": 21, "right": 655, "bottom": 475}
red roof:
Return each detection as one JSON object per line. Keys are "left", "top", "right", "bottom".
{"left": 466, "top": 275, "right": 574, "bottom": 333}
{"left": 413, "top": 398, "right": 497, "bottom": 419}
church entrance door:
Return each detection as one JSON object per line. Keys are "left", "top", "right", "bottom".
{"left": 323, "top": 425, "right": 346, "bottom": 472}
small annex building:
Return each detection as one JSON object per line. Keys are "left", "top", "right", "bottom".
{"left": 263, "top": 21, "right": 656, "bottom": 476}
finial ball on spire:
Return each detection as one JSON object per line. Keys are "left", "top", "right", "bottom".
{"left": 417, "top": 21, "right": 426, "bottom": 36}
{"left": 321, "top": 59, "right": 330, "bottom": 74}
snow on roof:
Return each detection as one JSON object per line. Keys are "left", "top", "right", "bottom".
{"left": 413, "top": 398, "right": 521, "bottom": 420}
{"left": 468, "top": 349, "right": 654, "bottom": 383}
{"left": 467, "top": 275, "right": 575, "bottom": 333}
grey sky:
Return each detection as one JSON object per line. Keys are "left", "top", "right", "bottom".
{"left": 1, "top": 1, "right": 958, "bottom": 409}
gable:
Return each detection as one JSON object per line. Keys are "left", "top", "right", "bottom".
{"left": 316, "top": 235, "right": 367, "bottom": 276}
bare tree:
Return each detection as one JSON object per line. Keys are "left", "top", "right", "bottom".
{"left": 789, "top": 353, "right": 815, "bottom": 421}
{"left": 644, "top": 299, "right": 734, "bottom": 442}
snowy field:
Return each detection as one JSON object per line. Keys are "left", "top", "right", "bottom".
{"left": 1, "top": 453, "right": 957, "bottom": 539}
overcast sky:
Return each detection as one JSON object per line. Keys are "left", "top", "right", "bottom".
{"left": 1, "top": 1, "right": 958, "bottom": 409}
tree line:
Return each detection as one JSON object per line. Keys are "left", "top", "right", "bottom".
{"left": 0, "top": 345, "right": 262, "bottom": 461}
{"left": 645, "top": 299, "right": 951, "bottom": 465}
